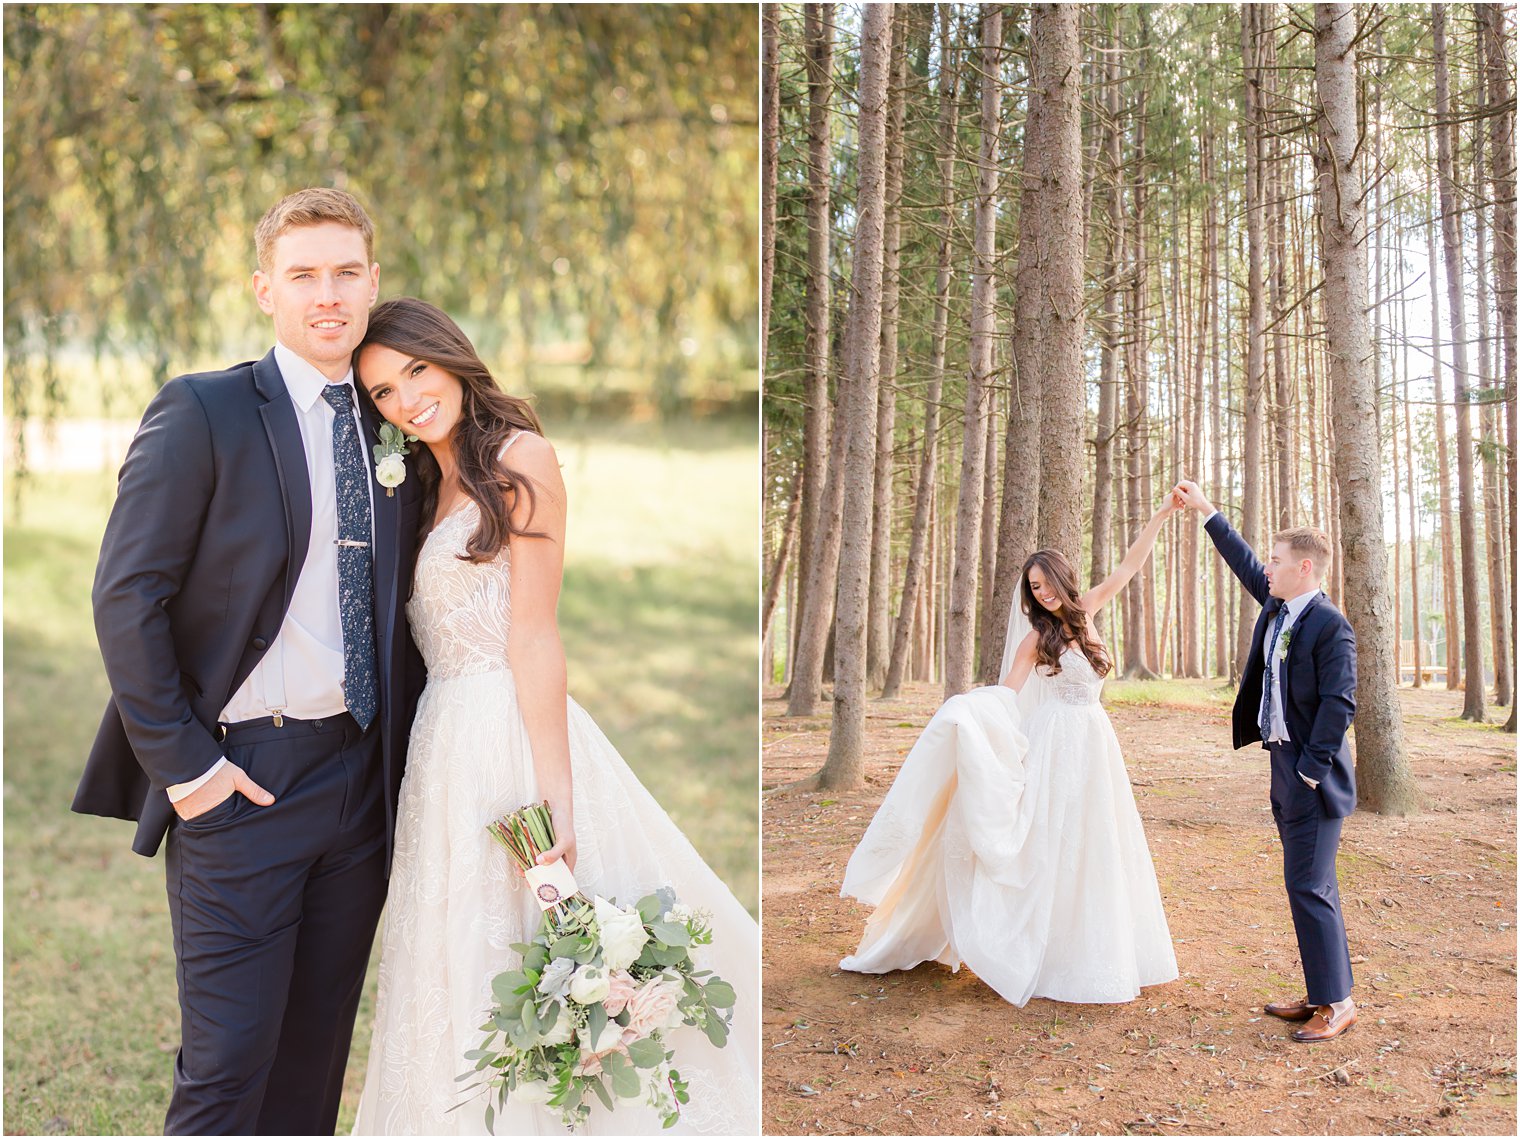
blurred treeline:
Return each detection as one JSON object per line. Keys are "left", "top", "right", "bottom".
{"left": 4, "top": 3, "right": 759, "bottom": 421}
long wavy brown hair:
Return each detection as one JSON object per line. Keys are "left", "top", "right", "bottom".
{"left": 1021, "top": 549, "right": 1111, "bottom": 678}
{"left": 357, "top": 298, "right": 545, "bottom": 561}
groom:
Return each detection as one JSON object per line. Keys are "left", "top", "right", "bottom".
{"left": 1173, "top": 480, "right": 1357, "bottom": 1043}
{"left": 73, "top": 188, "right": 425, "bottom": 1131}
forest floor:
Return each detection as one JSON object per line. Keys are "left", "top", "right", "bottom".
{"left": 762, "top": 680, "right": 1516, "bottom": 1137}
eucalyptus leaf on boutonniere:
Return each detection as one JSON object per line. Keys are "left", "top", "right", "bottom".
{"left": 372, "top": 423, "right": 418, "bottom": 497}
{"left": 1276, "top": 625, "right": 1294, "bottom": 663}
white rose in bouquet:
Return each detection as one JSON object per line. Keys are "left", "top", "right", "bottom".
{"left": 513, "top": 1078, "right": 554, "bottom": 1104}
{"left": 594, "top": 896, "right": 649, "bottom": 972}
{"left": 568, "top": 964, "right": 611, "bottom": 1006}
{"left": 580, "top": 1016, "right": 623, "bottom": 1057}
{"left": 537, "top": 1000, "right": 575, "bottom": 1047}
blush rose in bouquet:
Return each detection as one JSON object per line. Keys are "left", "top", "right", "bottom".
{"left": 460, "top": 803, "right": 737, "bottom": 1132}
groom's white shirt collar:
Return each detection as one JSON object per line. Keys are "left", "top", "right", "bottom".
{"left": 1280, "top": 588, "right": 1321, "bottom": 621}
{"left": 274, "top": 341, "right": 357, "bottom": 412}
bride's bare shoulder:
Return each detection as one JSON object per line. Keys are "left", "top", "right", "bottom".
{"left": 499, "top": 431, "right": 563, "bottom": 486}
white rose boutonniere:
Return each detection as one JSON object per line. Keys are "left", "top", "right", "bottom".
{"left": 372, "top": 422, "right": 418, "bottom": 497}
{"left": 1277, "top": 625, "right": 1294, "bottom": 662}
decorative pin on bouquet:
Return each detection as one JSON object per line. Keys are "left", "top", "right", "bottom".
{"left": 460, "top": 802, "right": 736, "bottom": 1133}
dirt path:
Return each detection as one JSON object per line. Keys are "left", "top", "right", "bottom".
{"left": 762, "top": 684, "right": 1516, "bottom": 1136}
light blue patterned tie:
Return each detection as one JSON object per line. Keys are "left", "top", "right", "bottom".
{"left": 322, "top": 384, "right": 378, "bottom": 730}
{"left": 1260, "top": 602, "right": 1287, "bottom": 741}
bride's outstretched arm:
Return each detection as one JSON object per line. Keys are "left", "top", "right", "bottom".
{"left": 1000, "top": 631, "right": 1039, "bottom": 691}
{"left": 1080, "top": 494, "right": 1183, "bottom": 617}
{"left": 502, "top": 433, "right": 578, "bottom": 871}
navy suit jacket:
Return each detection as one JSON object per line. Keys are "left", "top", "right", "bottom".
{"left": 73, "top": 349, "right": 426, "bottom": 857}
{"left": 1205, "top": 512, "right": 1358, "bottom": 817}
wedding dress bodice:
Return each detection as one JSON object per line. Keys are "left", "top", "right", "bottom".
{"left": 407, "top": 501, "right": 511, "bottom": 681}
{"left": 1041, "top": 646, "right": 1104, "bottom": 707}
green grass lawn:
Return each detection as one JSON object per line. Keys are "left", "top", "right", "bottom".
{"left": 3, "top": 414, "right": 758, "bottom": 1134}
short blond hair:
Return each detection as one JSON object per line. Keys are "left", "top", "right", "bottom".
{"left": 1273, "top": 526, "right": 1333, "bottom": 578}
{"left": 254, "top": 188, "right": 374, "bottom": 272}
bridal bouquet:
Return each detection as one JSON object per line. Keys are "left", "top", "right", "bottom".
{"left": 462, "top": 803, "right": 737, "bottom": 1132}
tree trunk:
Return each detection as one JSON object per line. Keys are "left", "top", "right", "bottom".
{"left": 978, "top": 396, "right": 1001, "bottom": 679}
{"left": 1122, "top": 43, "right": 1156, "bottom": 681}
{"left": 883, "top": 6, "right": 959, "bottom": 699}
{"left": 762, "top": 471, "right": 803, "bottom": 648}
{"left": 867, "top": 18, "right": 909, "bottom": 691}
{"left": 1263, "top": 19, "right": 1294, "bottom": 532}
{"left": 944, "top": 4, "right": 1002, "bottom": 698}
{"left": 786, "top": 5, "right": 838, "bottom": 716}
{"left": 1030, "top": 2, "right": 1085, "bottom": 559}
{"left": 1183, "top": 176, "right": 1206, "bottom": 678}
{"left": 1209, "top": 130, "right": 1227, "bottom": 679}
{"left": 1434, "top": 3, "right": 1486, "bottom": 722}
{"left": 1473, "top": 44, "right": 1511, "bottom": 709}
{"left": 1424, "top": 150, "right": 1462, "bottom": 693}
{"left": 818, "top": 3, "right": 893, "bottom": 789}
{"left": 761, "top": 3, "right": 780, "bottom": 367}
{"left": 1237, "top": 2, "right": 1267, "bottom": 680}
{"left": 1314, "top": 2, "right": 1417, "bottom": 814}
{"left": 1480, "top": 2, "right": 1517, "bottom": 728}
{"left": 1089, "top": 13, "right": 1123, "bottom": 637}
{"left": 1404, "top": 367, "right": 1422, "bottom": 688}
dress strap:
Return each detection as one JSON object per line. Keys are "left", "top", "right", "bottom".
{"left": 496, "top": 431, "right": 525, "bottom": 462}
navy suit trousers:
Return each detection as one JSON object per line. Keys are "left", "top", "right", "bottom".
{"left": 1267, "top": 741, "right": 1354, "bottom": 1005}
{"left": 164, "top": 714, "right": 387, "bottom": 1135}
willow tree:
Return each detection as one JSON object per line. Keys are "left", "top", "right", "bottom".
{"left": 4, "top": 5, "right": 757, "bottom": 420}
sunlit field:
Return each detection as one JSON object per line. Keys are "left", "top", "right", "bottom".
{"left": 3, "top": 411, "right": 757, "bottom": 1133}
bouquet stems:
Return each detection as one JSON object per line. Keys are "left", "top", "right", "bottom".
{"left": 487, "top": 802, "right": 588, "bottom": 916}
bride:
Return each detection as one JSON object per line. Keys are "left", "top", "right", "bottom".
{"left": 349, "top": 298, "right": 759, "bottom": 1134}
{"left": 840, "top": 496, "right": 1183, "bottom": 1006}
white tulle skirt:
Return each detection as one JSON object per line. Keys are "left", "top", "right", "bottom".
{"left": 840, "top": 685, "right": 1177, "bottom": 1006}
{"left": 353, "top": 669, "right": 760, "bottom": 1135}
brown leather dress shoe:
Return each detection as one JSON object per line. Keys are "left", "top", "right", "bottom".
{"left": 1291, "top": 1002, "right": 1357, "bottom": 1042}
{"left": 1264, "top": 999, "right": 1316, "bottom": 1021}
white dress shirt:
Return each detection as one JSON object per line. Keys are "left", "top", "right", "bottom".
{"left": 1261, "top": 587, "right": 1321, "bottom": 745}
{"left": 1204, "top": 510, "right": 1322, "bottom": 790}
{"left": 168, "top": 343, "right": 373, "bottom": 801}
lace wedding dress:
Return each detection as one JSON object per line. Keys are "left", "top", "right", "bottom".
{"left": 840, "top": 646, "right": 1177, "bottom": 1006}
{"left": 353, "top": 479, "right": 759, "bottom": 1134}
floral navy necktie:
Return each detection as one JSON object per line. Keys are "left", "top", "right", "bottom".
{"left": 322, "top": 383, "right": 378, "bottom": 730}
{"left": 1260, "top": 602, "right": 1288, "bottom": 741}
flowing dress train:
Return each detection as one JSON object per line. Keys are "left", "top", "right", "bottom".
{"left": 840, "top": 648, "right": 1177, "bottom": 1006}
